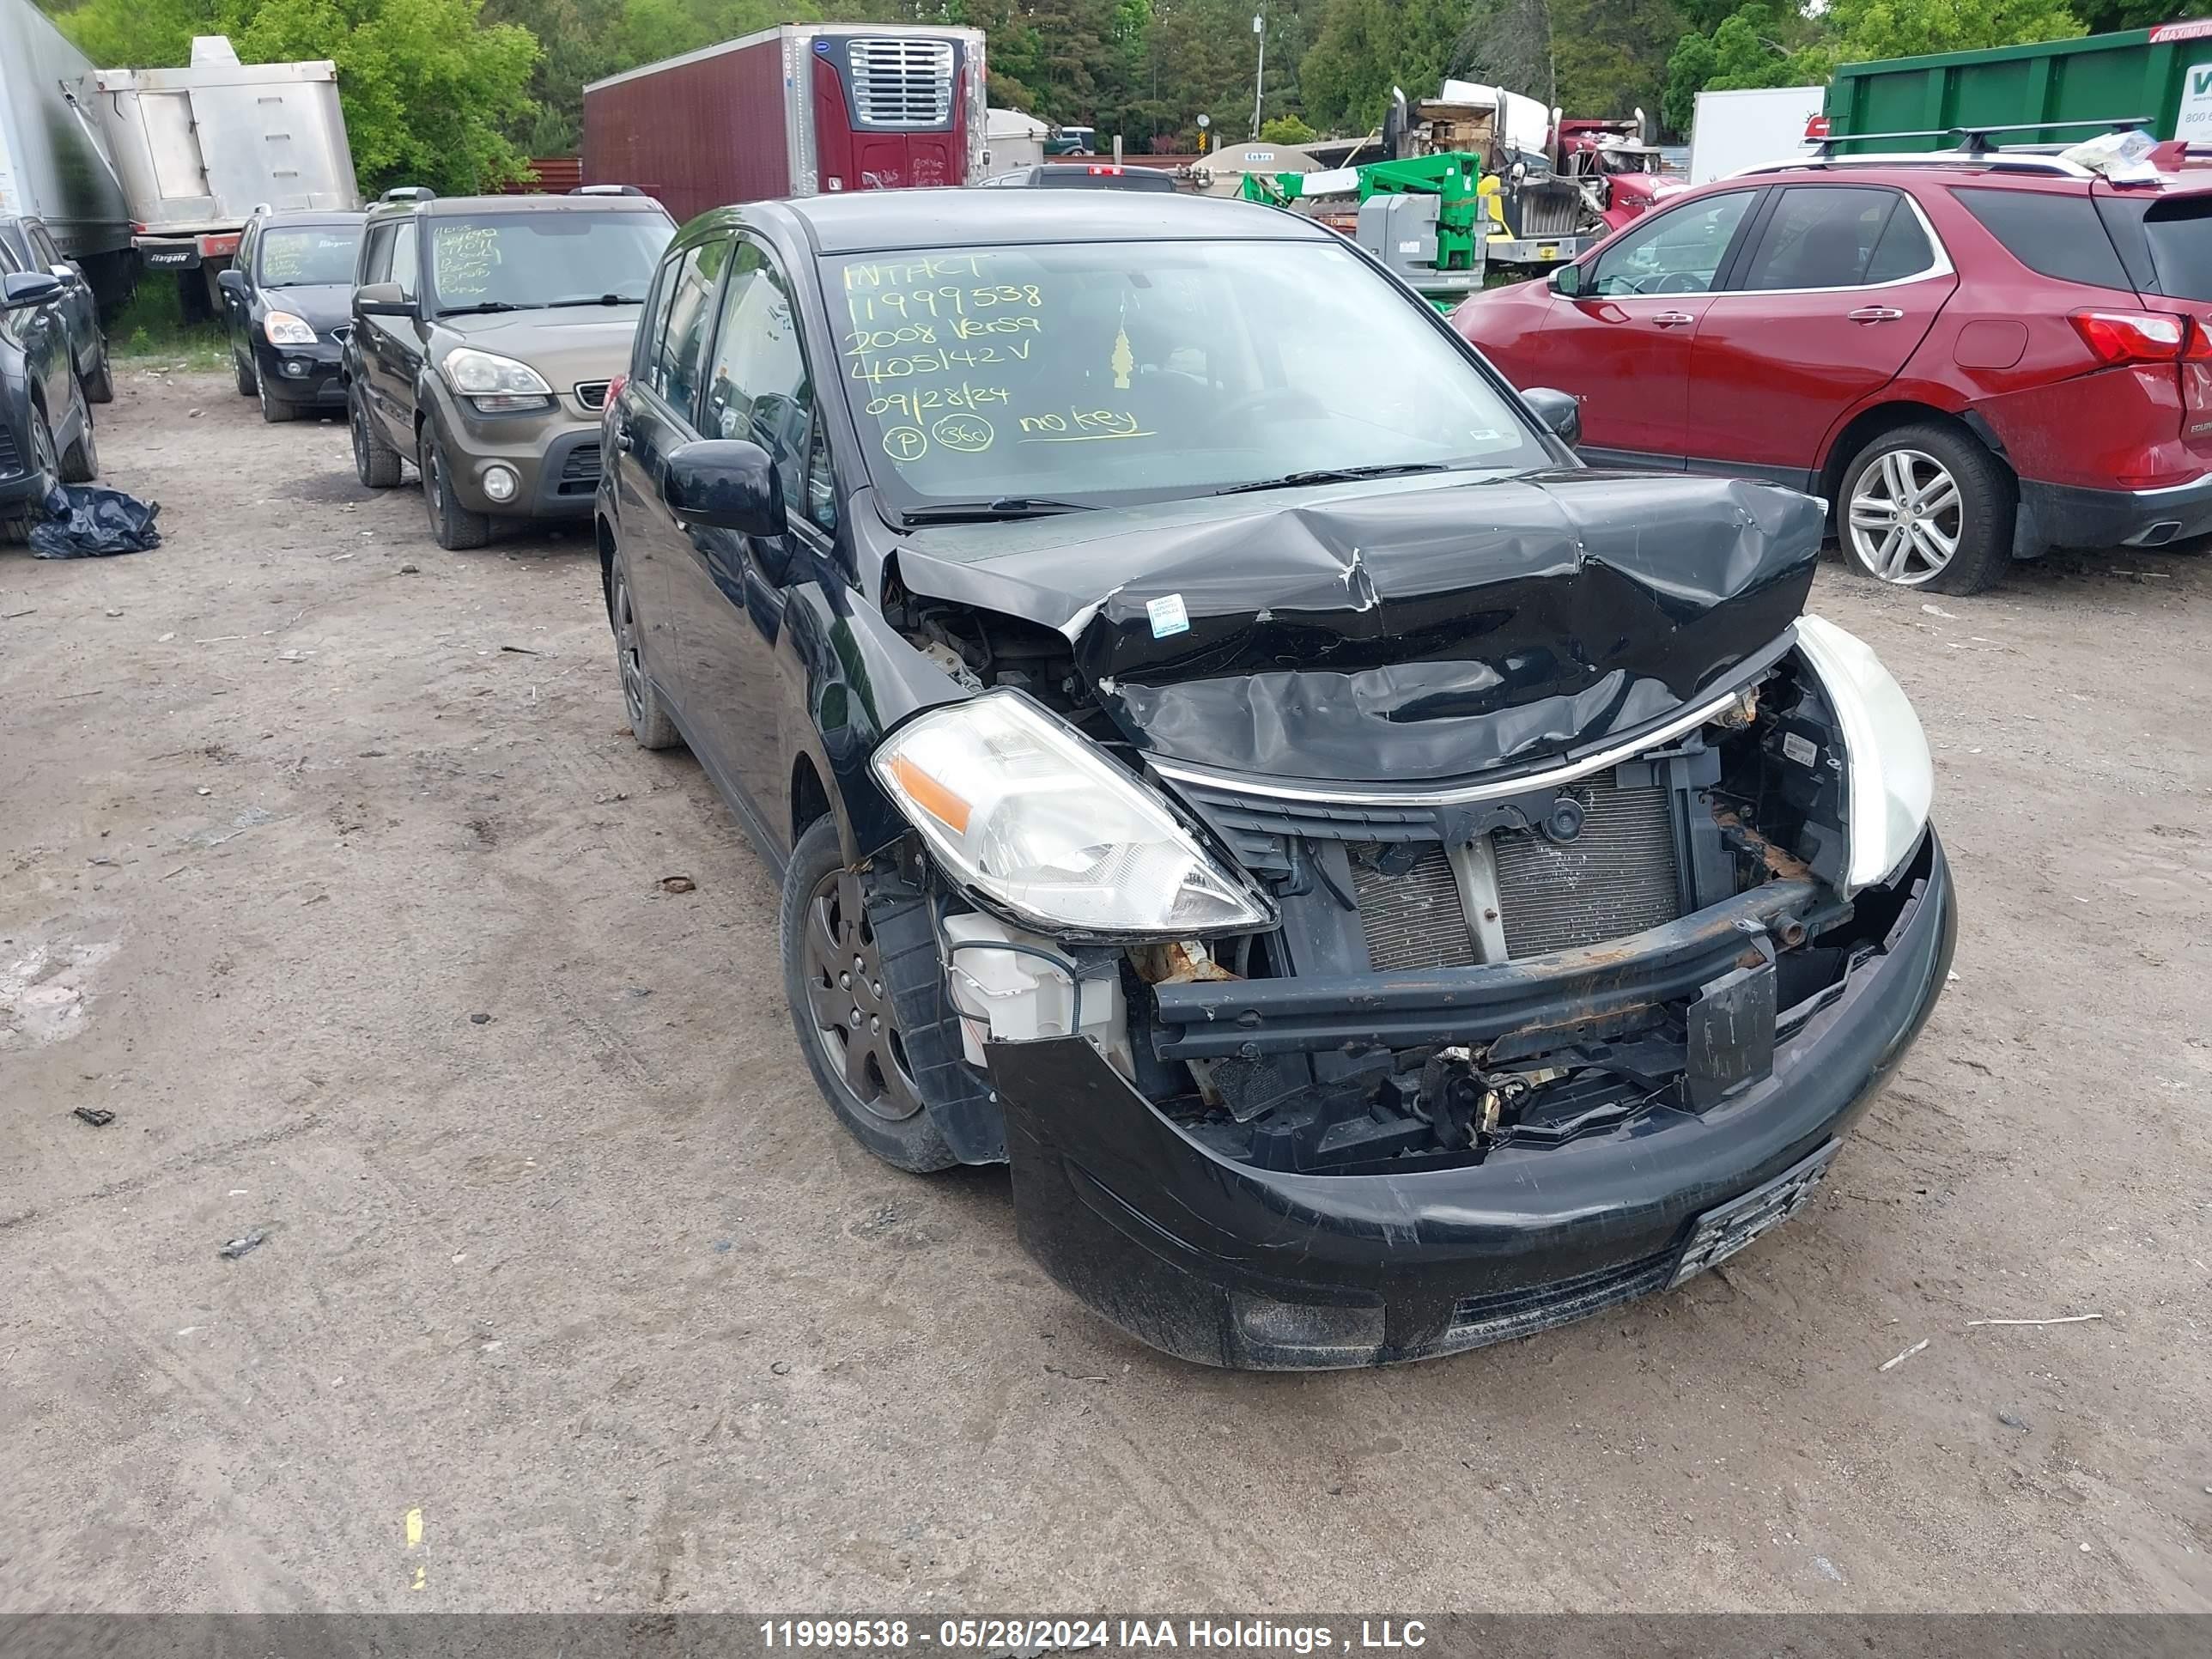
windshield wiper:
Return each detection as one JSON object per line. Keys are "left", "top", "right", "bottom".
{"left": 546, "top": 294, "right": 648, "bottom": 307}
{"left": 1214, "top": 461, "right": 1450, "bottom": 496}
{"left": 438, "top": 301, "right": 526, "bottom": 316}
{"left": 900, "top": 497, "right": 1095, "bottom": 524}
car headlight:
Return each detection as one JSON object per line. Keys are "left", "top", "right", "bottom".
{"left": 443, "top": 348, "right": 554, "bottom": 413}
{"left": 872, "top": 690, "right": 1275, "bottom": 939}
{"left": 263, "top": 311, "right": 316, "bottom": 345}
{"left": 1795, "top": 615, "right": 1933, "bottom": 894}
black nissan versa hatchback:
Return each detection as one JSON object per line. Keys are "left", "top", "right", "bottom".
{"left": 597, "top": 191, "right": 1956, "bottom": 1369}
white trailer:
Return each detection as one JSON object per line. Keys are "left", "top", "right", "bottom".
{"left": 1687, "top": 85, "right": 1826, "bottom": 185}
{"left": 88, "top": 36, "right": 359, "bottom": 314}
{"left": 0, "top": 0, "right": 133, "bottom": 311}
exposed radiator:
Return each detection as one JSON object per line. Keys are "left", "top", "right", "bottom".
{"left": 1492, "top": 778, "right": 1682, "bottom": 958}
{"left": 1352, "top": 847, "right": 1474, "bottom": 972}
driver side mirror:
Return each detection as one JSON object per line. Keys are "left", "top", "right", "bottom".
{"left": 216, "top": 269, "right": 247, "bottom": 297}
{"left": 0, "top": 270, "right": 64, "bottom": 311}
{"left": 51, "top": 263, "right": 81, "bottom": 286}
{"left": 1549, "top": 262, "right": 1584, "bottom": 299}
{"left": 1522, "top": 387, "right": 1582, "bottom": 449}
{"left": 665, "top": 439, "right": 788, "bottom": 539}
{"left": 355, "top": 281, "right": 416, "bottom": 317}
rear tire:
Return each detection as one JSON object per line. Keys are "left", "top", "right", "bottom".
{"left": 422, "top": 425, "right": 489, "bottom": 550}
{"left": 58, "top": 394, "right": 97, "bottom": 483}
{"left": 349, "top": 386, "right": 402, "bottom": 489}
{"left": 82, "top": 337, "right": 114, "bottom": 404}
{"left": 1838, "top": 422, "right": 2014, "bottom": 595}
{"left": 781, "top": 819, "right": 958, "bottom": 1174}
{"left": 607, "top": 559, "right": 680, "bottom": 750}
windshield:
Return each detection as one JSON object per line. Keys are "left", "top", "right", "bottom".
{"left": 425, "top": 213, "right": 672, "bottom": 314}
{"left": 258, "top": 225, "right": 362, "bottom": 286}
{"left": 826, "top": 239, "right": 1548, "bottom": 508}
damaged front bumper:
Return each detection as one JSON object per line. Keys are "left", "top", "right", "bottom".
{"left": 984, "top": 830, "right": 1954, "bottom": 1370}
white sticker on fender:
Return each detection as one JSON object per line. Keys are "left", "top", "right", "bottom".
{"left": 1146, "top": 593, "right": 1190, "bottom": 639}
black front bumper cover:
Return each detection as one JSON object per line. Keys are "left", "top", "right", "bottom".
{"left": 984, "top": 830, "right": 1955, "bottom": 1369}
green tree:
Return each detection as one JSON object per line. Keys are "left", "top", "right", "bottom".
{"left": 52, "top": 0, "right": 540, "bottom": 192}
{"left": 1260, "top": 111, "right": 1318, "bottom": 140}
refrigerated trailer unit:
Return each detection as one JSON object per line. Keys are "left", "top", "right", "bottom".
{"left": 0, "top": 0, "right": 133, "bottom": 310}
{"left": 583, "top": 25, "right": 987, "bottom": 224}
{"left": 88, "top": 36, "right": 359, "bottom": 312}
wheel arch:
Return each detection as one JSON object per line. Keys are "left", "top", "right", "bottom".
{"left": 791, "top": 753, "right": 832, "bottom": 849}
{"left": 1817, "top": 400, "right": 1999, "bottom": 507}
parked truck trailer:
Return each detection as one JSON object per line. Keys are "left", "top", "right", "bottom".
{"left": 88, "top": 35, "right": 359, "bottom": 317}
{"left": 583, "top": 24, "right": 987, "bottom": 225}
{"left": 0, "top": 0, "right": 134, "bottom": 314}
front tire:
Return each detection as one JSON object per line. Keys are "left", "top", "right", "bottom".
{"left": 1, "top": 406, "right": 60, "bottom": 543}
{"left": 780, "top": 819, "right": 957, "bottom": 1174}
{"left": 235, "top": 353, "right": 258, "bottom": 398}
{"left": 422, "top": 425, "right": 489, "bottom": 550}
{"left": 607, "top": 559, "right": 679, "bottom": 750}
{"left": 1838, "top": 423, "right": 2014, "bottom": 594}
{"left": 349, "top": 387, "right": 402, "bottom": 489}
{"left": 258, "top": 376, "right": 299, "bottom": 424}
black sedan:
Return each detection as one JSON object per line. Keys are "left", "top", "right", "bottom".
{"left": 218, "top": 210, "right": 366, "bottom": 422}
{"left": 595, "top": 191, "right": 1955, "bottom": 1369}
{"left": 1, "top": 262, "right": 100, "bottom": 544}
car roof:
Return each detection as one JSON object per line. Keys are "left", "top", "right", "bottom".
{"left": 364, "top": 193, "right": 672, "bottom": 222}
{"left": 1723, "top": 157, "right": 2212, "bottom": 198}
{"left": 746, "top": 188, "right": 1328, "bottom": 254}
{"left": 251, "top": 209, "right": 368, "bottom": 228}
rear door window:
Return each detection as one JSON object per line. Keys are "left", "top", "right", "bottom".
{"left": 1735, "top": 185, "right": 1939, "bottom": 289}
{"left": 1954, "top": 186, "right": 2131, "bottom": 291}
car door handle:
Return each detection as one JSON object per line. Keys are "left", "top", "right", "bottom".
{"left": 1848, "top": 306, "right": 1905, "bottom": 323}
{"left": 1650, "top": 311, "right": 1695, "bottom": 327}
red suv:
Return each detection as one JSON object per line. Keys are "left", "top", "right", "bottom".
{"left": 1452, "top": 151, "right": 2212, "bottom": 592}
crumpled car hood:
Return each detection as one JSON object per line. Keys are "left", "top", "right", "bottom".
{"left": 889, "top": 469, "right": 1824, "bottom": 785}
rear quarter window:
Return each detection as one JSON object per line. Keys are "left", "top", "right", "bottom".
{"left": 1953, "top": 186, "right": 2132, "bottom": 292}
{"left": 2096, "top": 194, "right": 2212, "bottom": 303}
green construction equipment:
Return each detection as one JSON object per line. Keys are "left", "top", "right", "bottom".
{"left": 1240, "top": 152, "right": 1488, "bottom": 307}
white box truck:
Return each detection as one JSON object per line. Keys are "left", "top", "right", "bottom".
{"left": 1687, "top": 86, "right": 1826, "bottom": 185}
{"left": 0, "top": 0, "right": 134, "bottom": 313}
{"left": 88, "top": 35, "right": 360, "bottom": 316}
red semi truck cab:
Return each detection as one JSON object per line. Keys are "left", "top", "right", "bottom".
{"left": 582, "top": 25, "right": 988, "bottom": 225}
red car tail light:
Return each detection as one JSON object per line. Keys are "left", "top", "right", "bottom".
{"left": 2185, "top": 319, "right": 2212, "bottom": 361}
{"left": 2070, "top": 309, "right": 2186, "bottom": 365}
{"left": 606, "top": 372, "right": 627, "bottom": 404}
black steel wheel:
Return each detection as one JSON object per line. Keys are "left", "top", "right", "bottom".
{"left": 349, "top": 388, "right": 401, "bottom": 488}
{"left": 780, "top": 819, "right": 957, "bottom": 1172}
{"left": 422, "top": 427, "right": 489, "bottom": 550}
{"left": 609, "top": 562, "right": 678, "bottom": 750}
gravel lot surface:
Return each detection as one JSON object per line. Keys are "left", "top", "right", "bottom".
{"left": 3, "top": 372, "right": 2209, "bottom": 1613}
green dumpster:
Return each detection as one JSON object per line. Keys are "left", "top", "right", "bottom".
{"left": 1825, "top": 20, "right": 2212, "bottom": 151}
